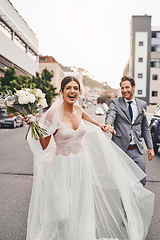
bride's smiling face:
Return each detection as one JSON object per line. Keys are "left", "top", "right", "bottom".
{"left": 61, "top": 81, "right": 80, "bottom": 104}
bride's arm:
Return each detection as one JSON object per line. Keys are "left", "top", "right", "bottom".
{"left": 39, "top": 135, "right": 51, "bottom": 150}
{"left": 23, "top": 115, "right": 52, "bottom": 150}
{"left": 81, "top": 110, "right": 106, "bottom": 131}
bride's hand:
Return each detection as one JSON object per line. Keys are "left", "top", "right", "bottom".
{"left": 105, "top": 124, "right": 116, "bottom": 135}
{"left": 99, "top": 124, "right": 107, "bottom": 132}
{"left": 23, "top": 115, "right": 30, "bottom": 125}
{"left": 23, "top": 114, "right": 37, "bottom": 125}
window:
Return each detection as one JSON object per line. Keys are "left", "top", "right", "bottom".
{"left": 0, "top": 18, "right": 12, "bottom": 39}
{"left": 152, "top": 32, "right": 156, "bottom": 38}
{"left": 152, "top": 91, "right": 158, "bottom": 97}
{"left": 152, "top": 32, "right": 160, "bottom": 38}
{"left": 152, "top": 75, "right": 158, "bottom": 80}
{"left": 151, "top": 59, "right": 160, "bottom": 68}
{"left": 151, "top": 62, "right": 155, "bottom": 67}
{"left": 151, "top": 46, "right": 155, "bottom": 52}
{"left": 14, "top": 34, "right": 26, "bottom": 52}
{"left": 28, "top": 48, "right": 37, "bottom": 61}
{"left": 138, "top": 90, "right": 142, "bottom": 95}
{"left": 138, "top": 58, "right": 143, "bottom": 62}
{"left": 139, "top": 41, "right": 143, "bottom": 46}
{"left": 40, "top": 57, "right": 47, "bottom": 62}
{"left": 138, "top": 73, "right": 143, "bottom": 78}
{"left": 151, "top": 45, "right": 160, "bottom": 52}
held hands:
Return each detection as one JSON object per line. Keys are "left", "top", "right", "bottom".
{"left": 100, "top": 124, "right": 154, "bottom": 160}
{"left": 99, "top": 124, "right": 116, "bottom": 135}
{"left": 104, "top": 123, "right": 116, "bottom": 135}
{"left": 148, "top": 148, "right": 155, "bottom": 161}
{"left": 99, "top": 124, "right": 107, "bottom": 132}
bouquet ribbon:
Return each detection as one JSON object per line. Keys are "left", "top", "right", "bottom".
{"left": 27, "top": 114, "right": 36, "bottom": 123}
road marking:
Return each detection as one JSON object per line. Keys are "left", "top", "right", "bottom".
{"left": 0, "top": 172, "right": 33, "bottom": 176}
{"left": 0, "top": 128, "right": 9, "bottom": 132}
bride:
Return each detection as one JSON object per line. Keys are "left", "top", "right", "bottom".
{"left": 25, "top": 76, "right": 154, "bottom": 240}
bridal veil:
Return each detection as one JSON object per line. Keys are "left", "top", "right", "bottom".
{"left": 26, "top": 97, "right": 154, "bottom": 240}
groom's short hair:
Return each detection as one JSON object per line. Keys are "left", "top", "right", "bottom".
{"left": 120, "top": 76, "right": 135, "bottom": 87}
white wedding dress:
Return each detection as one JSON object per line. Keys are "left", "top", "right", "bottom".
{"left": 26, "top": 99, "right": 154, "bottom": 240}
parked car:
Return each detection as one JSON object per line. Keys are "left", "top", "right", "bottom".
{"left": 95, "top": 107, "right": 104, "bottom": 115}
{"left": 146, "top": 112, "right": 153, "bottom": 126}
{"left": 102, "top": 103, "right": 109, "bottom": 112}
{"left": 82, "top": 103, "right": 88, "bottom": 109}
{"left": 0, "top": 107, "right": 23, "bottom": 128}
{"left": 150, "top": 106, "right": 160, "bottom": 154}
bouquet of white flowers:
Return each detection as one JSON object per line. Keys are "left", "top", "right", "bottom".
{"left": 4, "top": 87, "right": 48, "bottom": 140}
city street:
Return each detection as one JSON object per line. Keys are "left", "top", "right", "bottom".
{"left": 0, "top": 104, "right": 160, "bottom": 240}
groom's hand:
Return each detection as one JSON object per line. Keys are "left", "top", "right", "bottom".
{"left": 148, "top": 148, "right": 155, "bottom": 161}
{"left": 105, "top": 124, "right": 116, "bottom": 135}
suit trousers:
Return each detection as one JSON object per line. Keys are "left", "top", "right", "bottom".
{"left": 126, "top": 147, "right": 146, "bottom": 186}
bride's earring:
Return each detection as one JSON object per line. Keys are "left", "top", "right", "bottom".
{"left": 60, "top": 93, "right": 64, "bottom": 99}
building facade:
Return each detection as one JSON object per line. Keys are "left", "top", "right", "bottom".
{"left": 123, "top": 15, "right": 151, "bottom": 105}
{"left": 0, "top": 0, "right": 39, "bottom": 77}
{"left": 150, "top": 26, "right": 160, "bottom": 106}
{"left": 124, "top": 15, "right": 160, "bottom": 110}
{"left": 39, "top": 56, "right": 65, "bottom": 93}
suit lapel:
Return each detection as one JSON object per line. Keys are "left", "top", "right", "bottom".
{"left": 133, "top": 98, "right": 142, "bottom": 123}
{"left": 135, "top": 98, "right": 141, "bottom": 113}
{"left": 119, "top": 97, "right": 131, "bottom": 122}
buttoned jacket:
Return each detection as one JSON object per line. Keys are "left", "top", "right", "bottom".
{"left": 105, "top": 97, "right": 153, "bottom": 154}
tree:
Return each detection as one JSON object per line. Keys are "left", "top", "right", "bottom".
{"left": 102, "top": 82, "right": 111, "bottom": 90}
{"left": 0, "top": 67, "right": 33, "bottom": 94}
{"left": 32, "top": 68, "right": 58, "bottom": 106}
{"left": 97, "top": 94, "right": 111, "bottom": 104}
{"left": 58, "top": 63, "right": 112, "bottom": 89}
{"left": 0, "top": 67, "right": 58, "bottom": 106}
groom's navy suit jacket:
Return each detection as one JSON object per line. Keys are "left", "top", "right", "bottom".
{"left": 105, "top": 97, "right": 153, "bottom": 154}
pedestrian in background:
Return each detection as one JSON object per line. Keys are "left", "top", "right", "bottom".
{"left": 105, "top": 75, "right": 154, "bottom": 185}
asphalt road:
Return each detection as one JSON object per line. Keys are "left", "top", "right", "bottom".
{"left": 0, "top": 105, "right": 159, "bottom": 240}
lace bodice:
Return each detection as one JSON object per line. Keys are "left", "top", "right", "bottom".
{"left": 54, "top": 119, "right": 86, "bottom": 156}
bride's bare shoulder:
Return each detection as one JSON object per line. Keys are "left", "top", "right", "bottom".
{"left": 74, "top": 104, "right": 83, "bottom": 114}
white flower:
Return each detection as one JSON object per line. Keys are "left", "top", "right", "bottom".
{"left": 28, "top": 94, "right": 36, "bottom": 103}
{"left": 141, "top": 108, "right": 146, "bottom": 116}
{"left": 37, "top": 98, "right": 48, "bottom": 108}
{"left": 18, "top": 96, "right": 29, "bottom": 104}
{"left": 16, "top": 90, "right": 27, "bottom": 98}
{"left": 5, "top": 96, "right": 15, "bottom": 107}
{"left": 25, "top": 88, "right": 30, "bottom": 92}
{"left": 35, "top": 89, "right": 45, "bottom": 99}
{"left": 18, "top": 94, "right": 36, "bottom": 104}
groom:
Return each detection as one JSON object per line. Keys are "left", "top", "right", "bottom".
{"left": 105, "top": 76, "right": 154, "bottom": 185}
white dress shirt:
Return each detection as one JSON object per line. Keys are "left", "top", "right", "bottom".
{"left": 124, "top": 98, "right": 138, "bottom": 145}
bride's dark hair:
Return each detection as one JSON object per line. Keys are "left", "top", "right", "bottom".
{"left": 61, "top": 76, "right": 81, "bottom": 91}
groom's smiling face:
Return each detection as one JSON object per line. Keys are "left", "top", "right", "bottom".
{"left": 121, "top": 80, "right": 135, "bottom": 100}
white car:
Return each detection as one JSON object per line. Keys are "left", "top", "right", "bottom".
{"left": 0, "top": 107, "right": 24, "bottom": 128}
{"left": 102, "top": 103, "right": 109, "bottom": 112}
{"left": 95, "top": 107, "right": 104, "bottom": 115}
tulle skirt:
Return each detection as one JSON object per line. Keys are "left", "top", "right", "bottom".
{"left": 26, "top": 122, "right": 154, "bottom": 240}
{"left": 26, "top": 150, "right": 154, "bottom": 240}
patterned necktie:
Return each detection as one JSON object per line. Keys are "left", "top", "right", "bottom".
{"left": 128, "top": 101, "right": 133, "bottom": 122}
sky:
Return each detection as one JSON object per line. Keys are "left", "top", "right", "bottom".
{"left": 10, "top": 0, "right": 160, "bottom": 88}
